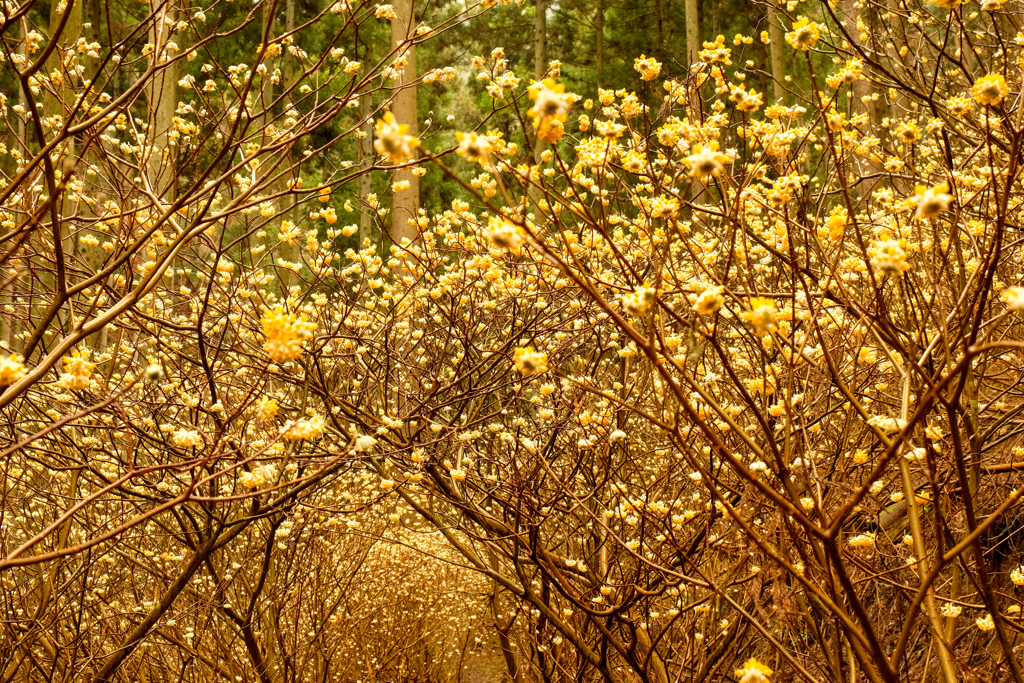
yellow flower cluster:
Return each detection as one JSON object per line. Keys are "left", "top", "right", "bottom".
{"left": 0, "top": 354, "right": 26, "bottom": 386}
{"left": 282, "top": 415, "right": 326, "bottom": 441}
{"left": 261, "top": 307, "right": 317, "bottom": 364}
{"left": 59, "top": 350, "right": 94, "bottom": 391}
{"left": 514, "top": 346, "right": 548, "bottom": 376}
{"left": 528, "top": 79, "right": 572, "bottom": 144}
{"left": 374, "top": 112, "right": 419, "bottom": 164}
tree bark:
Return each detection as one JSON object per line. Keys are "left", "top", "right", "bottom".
{"left": 532, "top": 0, "right": 547, "bottom": 166}
{"left": 844, "top": 0, "right": 883, "bottom": 191}
{"left": 595, "top": 0, "right": 605, "bottom": 88}
{"left": 46, "top": 0, "right": 82, "bottom": 115}
{"left": 147, "top": 3, "right": 178, "bottom": 201}
{"left": 281, "top": 0, "right": 296, "bottom": 292}
{"left": 358, "top": 38, "right": 373, "bottom": 245}
{"left": 534, "top": 0, "right": 547, "bottom": 81}
{"left": 389, "top": 0, "right": 419, "bottom": 247}
{"left": 769, "top": 2, "right": 786, "bottom": 104}
{"left": 655, "top": 0, "right": 665, "bottom": 54}
{"left": 685, "top": 0, "right": 701, "bottom": 66}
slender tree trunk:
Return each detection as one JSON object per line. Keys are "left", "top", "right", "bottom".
{"left": 534, "top": 0, "right": 547, "bottom": 81}
{"left": 389, "top": 0, "right": 419, "bottom": 247}
{"left": 3, "top": 20, "right": 29, "bottom": 348}
{"left": 284, "top": 0, "right": 295, "bottom": 93}
{"left": 595, "top": 0, "right": 605, "bottom": 87}
{"left": 532, "top": 0, "right": 547, "bottom": 166}
{"left": 46, "top": 0, "right": 82, "bottom": 115}
{"left": 262, "top": 1, "right": 275, "bottom": 113}
{"left": 844, "top": 0, "right": 877, "bottom": 123}
{"left": 147, "top": 4, "right": 178, "bottom": 200}
{"left": 356, "top": 27, "right": 374, "bottom": 245}
{"left": 281, "top": 0, "right": 296, "bottom": 292}
{"left": 48, "top": 0, "right": 82, "bottom": 336}
{"left": 844, "top": 0, "right": 882, "bottom": 191}
{"left": 358, "top": 67, "right": 373, "bottom": 246}
{"left": 685, "top": 0, "right": 701, "bottom": 65}
{"left": 17, "top": 18, "right": 26, "bottom": 149}
{"left": 655, "top": 0, "right": 665, "bottom": 54}
{"left": 769, "top": 2, "right": 786, "bottom": 104}
{"left": 84, "top": 0, "right": 102, "bottom": 80}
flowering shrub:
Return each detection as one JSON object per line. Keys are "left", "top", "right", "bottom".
{"left": 4, "top": 0, "right": 1024, "bottom": 681}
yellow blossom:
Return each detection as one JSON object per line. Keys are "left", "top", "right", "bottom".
{"left": 735, "top": 658, "right": 772, "bottom": 683}
{"left": 261, "top": 307, "right": 317, "bottom": 364}
{"left": 633, "top": 54, "right": 662, "bottom": 81}
{"left": 374, "top": 111, "right": 419, "bottom": 164}
{"left": 743, "top": 298, "right": 778, "bottom": 335}
{"left": 59, "top": 350, "right": 94, "bottom": 391}
{"left": 514, "top": 346, "right": 548, "bottom": 376}
{"left": 786, "top": 17, "right": 820, "bottom": 51}
{"left": 529, "top": 79, "right": 571, "bottom": 143}
{"left": 0, "top": 354, "right": 26, "bottom": 386}
{"left": 973, "top": 73, "right": 1008, "bottom": 106}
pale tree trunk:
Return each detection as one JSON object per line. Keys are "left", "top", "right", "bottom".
{"left": 284, "top": 0, "right": 295, "bottom": 98}
{"left": 356, "top": 29, "right": 374, "bottom": 244}
{"left": 4, "top": 19, "right": 30, "bottom": 349}
{"left": 146, "top": 2, "right": 180, "bottom": 342}
{"left": 886, "top": 0, "right": 912, "bottom": 124}
{"left": 262, "top": 1, "right": 275, "bottom": 113}
{"left": 685, "top": 0, "right": 701, "bottom": 65}
{"left": 389, "top": 0, "right": 418, "bottom": 247}
{"left": 844, "top": 0, "right": 882, "bottom": 192}
{"left": 84, "top": 0, "right": 102, "bottom": 79}
{"left": 46, "top": 0, "right": 82, "bottom": 115}
{"left": 48, "top": 0, "right": 82, "bottom": 336}
{"left": 532, "top": 0, "right": 547, "bottom": 166}
{"left": 281, "top": 0, "right": 295, "bottom": 293}
{"left": 534, "top": 0, "right": 547, "bottom": 81}
{"left": 843, "top": 0, "right": 879, "bottom": 123}
{"left": 769, "top": 2, "right": 786, "bottom": 104}
{"left": 595, "top": 0, "right": 605, "bottom": 87}
{"left": 147, "top": 4, "right": 179, "bottom": 201}
{"left": 358, "top": 62, "right": 373, "bottom": 245}
{"left": 684, "top": 0, "right": 702, "bottom": 210}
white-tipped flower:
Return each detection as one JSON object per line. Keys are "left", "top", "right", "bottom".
{"left": 352, "top": 434, "right": 377, "bottom": 452}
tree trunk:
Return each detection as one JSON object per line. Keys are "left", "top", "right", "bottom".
{"left": 284, "top": 0, "right": 295, "bottom": 91}
{"left": 655, "top": 0, "right": 665, "bottom": 54}
{"left": 262, "top": 1, "right": 275, "bottom": 113}
{"left": 147, "top": 4, "right": 178, "bottom": 200}
{"left": 532, "top": 0, "right": 547, "bottom": 166}
{"left": 4, "top": 19, "right": 29, "bottom": 348}
{"left": 685, "top": 0, "right": 701, "bottom": 65}
{"left": 769, "top": 2, "right": 786, "bottom": 104}
{"left": 48, "top": 0, "right": 82, "bottom": 336}
{"left": 844, "top": 0, "right": 882, "bottom": 191}
{"left": 46, "top": 0, "right": 82, "bottom": 116}
{"left": 534, "top": 0, "right": 547, "bottom": 81}
{"left": 281, "top": 0, "right": 296, "bottom": 293}
{"left": 389, "top": 0, "right": 419, "bottom": 247}
{"left": 358, "top": 63, "right": 374, "bottom": 246}
{"left": 84, "top": 0, "right": 102, "bottom": 80}
{"left": 595, "top": 0, "right": 605, "bottom": 88}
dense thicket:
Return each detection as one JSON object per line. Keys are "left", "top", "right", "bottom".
{"left": 2, "top": 0, "right": 1024, "bottom": 682}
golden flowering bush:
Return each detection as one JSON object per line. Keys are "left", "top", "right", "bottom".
{"left": 5, "top": 0, "right": 1024, "bottom": 681}
{"left": 309, "top": 3, "right": 1024, "bottom": 682}
{"left": 0, "top": 0, "right": 502, "bottom": 680}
